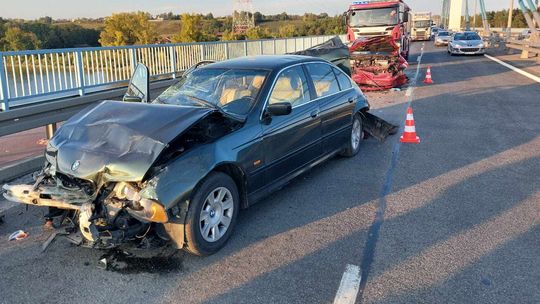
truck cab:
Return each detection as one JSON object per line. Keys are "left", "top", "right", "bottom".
{"left": 345, "top": 0, "right": 411, "bottom": 59}
{"left": 411, "top": 12, "right": 432, "bottom": 41}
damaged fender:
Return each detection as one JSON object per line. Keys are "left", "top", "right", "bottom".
{"left": 142, "top": 142, "right": 248, "bottom": 248}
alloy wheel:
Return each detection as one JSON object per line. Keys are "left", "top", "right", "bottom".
{"left": 199, "top": 187, "right": 234, "bottom": 243}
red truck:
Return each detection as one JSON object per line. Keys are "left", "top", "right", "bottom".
{"left": 345, "top": 0, "right": 411, "bottom": 90}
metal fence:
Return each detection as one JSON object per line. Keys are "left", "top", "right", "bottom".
{"left": 0, "top": 35, "right": 345, "bottom": 111}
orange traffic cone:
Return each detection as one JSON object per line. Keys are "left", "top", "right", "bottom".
{"left": 400, "top": 107, "right": 421, "bottom": 144}
{"left": 423, "top": 66, "right": 433, "bottom": 84}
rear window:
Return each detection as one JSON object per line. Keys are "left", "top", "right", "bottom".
{"left": 306, "top": 63, "right": 340, "bottom": 98}
{"left": 333, "top": 67, "right": 352, "bottom": 90}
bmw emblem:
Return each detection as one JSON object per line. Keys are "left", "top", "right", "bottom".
{"left": 71, "top": 160, "right": 81, "bottom": 171}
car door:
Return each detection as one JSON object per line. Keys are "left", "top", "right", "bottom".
{"left": 306, "top": 63, "right": 356, "bottom": 154}
{"left": 261, "top": 65, "right": 322, "bottom": 184}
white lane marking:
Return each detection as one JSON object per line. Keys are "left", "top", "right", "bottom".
{"left": 405, "top": 87, "right": 414, "bottom": 97}
{"left": 410, "top": 46, "right": 424, "bottom": 91}
{"left": 333, "top": 264, "right": 362, "bottom": 304}
{"left": 484, "top": 54, "right": 540, "bottom": 83}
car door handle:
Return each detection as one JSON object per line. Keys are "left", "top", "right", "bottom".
{"left": 348, "top": 98, "right": 354, "bottom": 103}
{"left": 310, "top": 110, "right": 319, "bottom": 118}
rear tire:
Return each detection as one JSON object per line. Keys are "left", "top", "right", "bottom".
{"left": 184, "top": 172, "right": 239, "bottom": 256}
{"left": 341, "top": 114, "right": 363, "bottom": 158}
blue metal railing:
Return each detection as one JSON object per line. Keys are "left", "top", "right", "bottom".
{"left": 0, "top": 35, "right": 345, "bottom": 111}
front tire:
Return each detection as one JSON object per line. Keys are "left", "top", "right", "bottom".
{"left": 341, "top": 114, "right": 363, "bottom": 157}
{"left": 184, "top": 172, "right": 240, "bottom": 256}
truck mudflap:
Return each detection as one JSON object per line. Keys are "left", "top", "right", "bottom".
{"left": 362, "top": 112, "right": 399, "bottom": 141}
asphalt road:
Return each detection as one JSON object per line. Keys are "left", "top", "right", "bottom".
{"left": 0, "top": 42, "right": 539, "bottom": 304}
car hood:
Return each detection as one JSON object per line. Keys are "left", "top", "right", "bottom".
{"left": 452, "top": 40, "right": 483, "bottom": 46}
{"left": 47, "top": 100, "right": 214, "bottom": 185}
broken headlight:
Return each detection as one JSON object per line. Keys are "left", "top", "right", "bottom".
{"left": 114, "top": 183, "right": 168, "bottom": 223}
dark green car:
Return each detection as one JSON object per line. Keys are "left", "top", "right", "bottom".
{"left": 3, "top": 55, "right": 370, "bottom": 256}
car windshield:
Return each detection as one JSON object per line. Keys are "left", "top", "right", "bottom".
{"left": 438, "top": 31, "right": 449, "bottom": 36}
{"left": 154, "top": 68, "right": 267, "bottom": 117}
{"left": 349, "top": 7, "right": 399, "bottom": 27}
{"left": 454, "top": 33, "right": 481, "bottom": 41}
{"left": 414, "top": 20, "right": 431, "bottom": 28}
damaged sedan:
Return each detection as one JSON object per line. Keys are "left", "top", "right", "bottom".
{"left": 3, "top": 55, "right": 371, "bottom": 256}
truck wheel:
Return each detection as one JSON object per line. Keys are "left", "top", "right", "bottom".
{"left": 184, "top": 172, "right": 239, "bottom": 256}
{"left": 341, "top": 114, "right": 363, "bottom": 157}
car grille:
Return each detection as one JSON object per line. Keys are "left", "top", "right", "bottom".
{"left": 56, "top": 172, "right": 96, "bottom": 195}
{"left": 461, "top": 48, "right": 480, "bottom": 52}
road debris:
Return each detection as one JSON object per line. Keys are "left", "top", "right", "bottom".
{"left": 363, "top": 112, "right": 399, "bottom": 142}
{"left": 41, "top": 229, "right": 69, "bottom": 252}
{"left": 8, "top": 230, "right": 28, "bottom": 241}
{"left": 97, "top": 247, "right": 183, "bottom": 274}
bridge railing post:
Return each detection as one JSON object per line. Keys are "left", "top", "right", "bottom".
{"left": 170, "top": 46, "right": 178, "bottom": 79}
{"left": 0, "top": 53, "right": 10, "bottom": 111}
{"left": 200, "top": 44, "right": 206, "bottom": 61}
{"left": 75, "top": 51, "right": 86, "bottom": 96}
{"left": 224, "top": 42, "right": 230, "bottom": 60}
{"left": 244, "top": 41, "right": 248, "bottom": 56}
{"left": 129, "top": 48, "right": 138, "bottom": 74}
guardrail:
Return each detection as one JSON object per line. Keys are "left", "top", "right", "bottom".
{"left": 506, "top": 33, "right": 540, "bottom": 61}
{"left": 0, "top": 35, "right": 345, "bottom": 111}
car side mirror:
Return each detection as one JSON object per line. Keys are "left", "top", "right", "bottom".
{"left": 402, "top": 13, "right": 409, "bottom": 23}
{"left": 267, "top": 102, "right": 292, "bottom": 116}
{"left": 124, "top": 64, "right": 150, "bottom": 103}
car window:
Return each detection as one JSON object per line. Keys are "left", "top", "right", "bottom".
{"left": 306, "top": 63, "right": 341, "bottom": 98}
{"left": 333, "top": 67, "right": 352, "bottom": 90}
{"left": 155, "top": 68, "right": 267, "bottom": 117}
{"left": 268, "top": 66, "right": 310, "bottom": 107}
{"left": 454, "top": 33, "right": 481, "bottom": 41}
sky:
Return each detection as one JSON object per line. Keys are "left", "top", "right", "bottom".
{"left": 0, "top": 0, "right": 517, "bottom": 20}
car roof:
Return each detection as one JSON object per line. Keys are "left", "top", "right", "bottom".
{"left": 456, "top": 31, "right": 479, "bottom": 35}
{"left": 202, "top": 55, "right": 327, "bottom": 71}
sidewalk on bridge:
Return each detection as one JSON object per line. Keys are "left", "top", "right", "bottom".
{"left": 486, "top": 47, "right": 540, "bottom": 78}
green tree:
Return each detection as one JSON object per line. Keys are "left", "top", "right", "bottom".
{"left": 221, "top": 29, "right": 240, "bottom": 41}
{"left": 278, "top": 24, "right": 297, "bottom": 38}
{"left": 245, "top": 26, "right": 273, "bottom": 40}
{"left": 99, "top": 12, "right": 157, "bottom": 46}
{"left": 173, "top": 13, "right": 216, "bottom": 42}
{"left": 1, "top": 27, "right": 41, "bottom": 51}
{"left": 253, "top": 12, "right": 263, "bottom": 23}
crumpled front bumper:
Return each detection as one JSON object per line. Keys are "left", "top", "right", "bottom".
{"left": 2, "top": 184, "right": 89, "bottom": 210}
